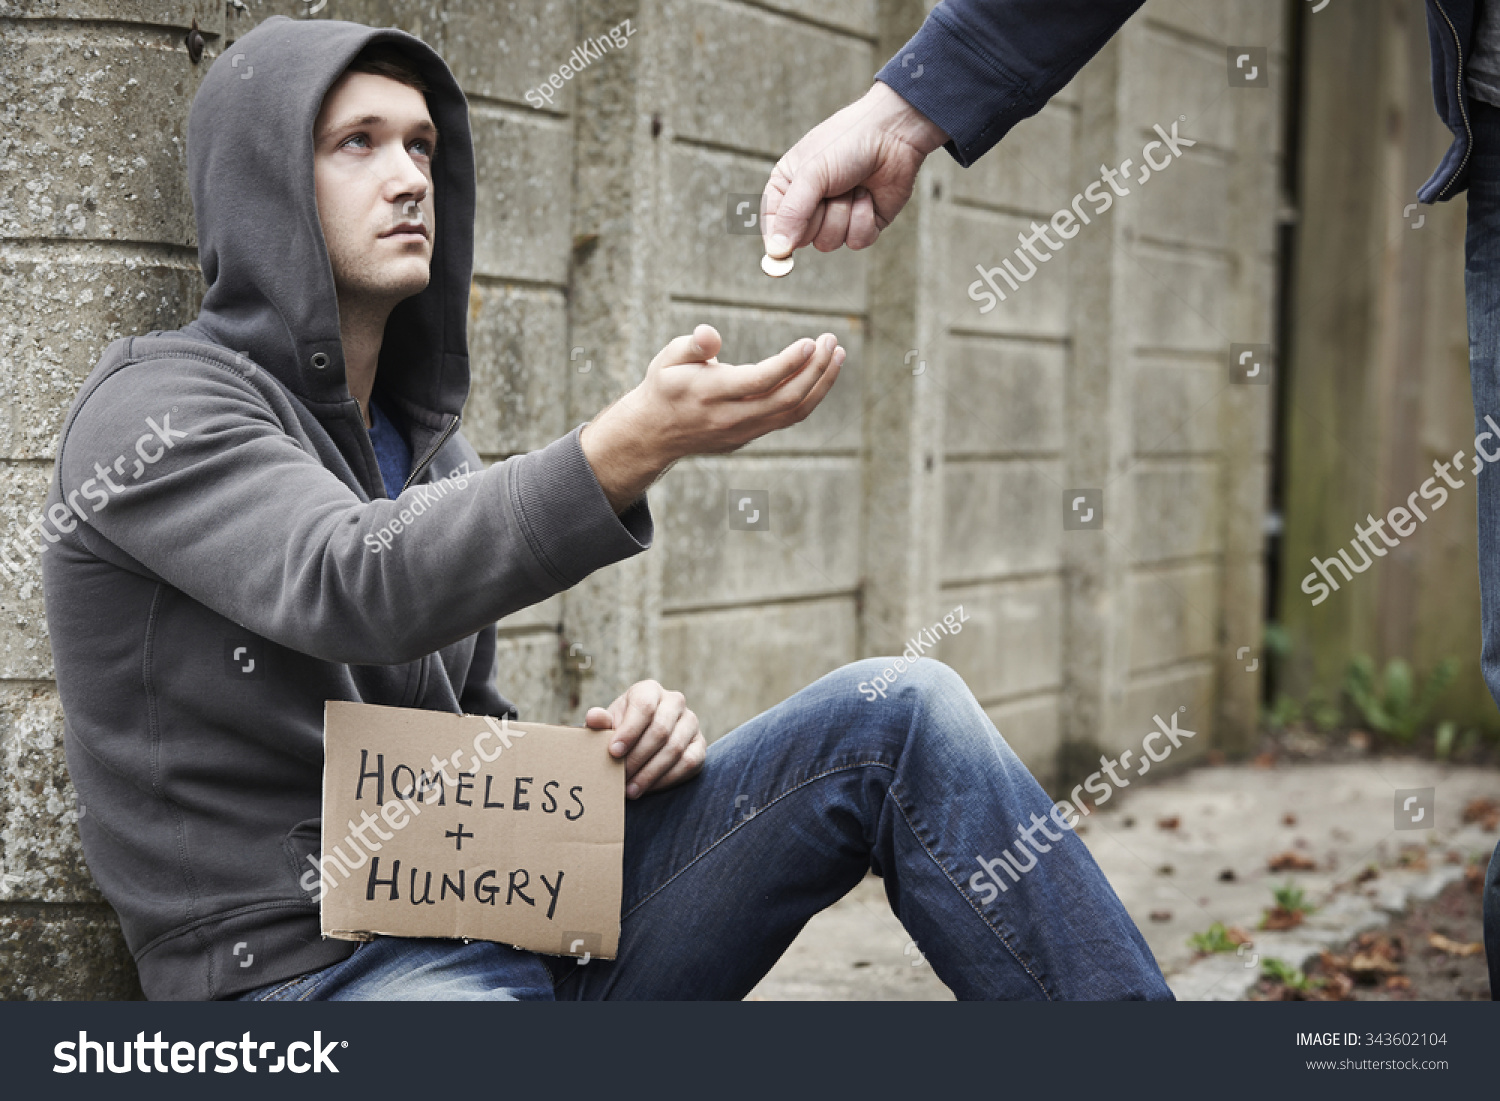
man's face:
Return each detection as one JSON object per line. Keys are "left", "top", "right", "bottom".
{"left": 313, "top": 71, "right": 438, "bottom": 310}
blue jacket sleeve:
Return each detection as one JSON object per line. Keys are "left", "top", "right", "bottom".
{"left": 875, "top": 0, "right": 1148, "bottom": 167}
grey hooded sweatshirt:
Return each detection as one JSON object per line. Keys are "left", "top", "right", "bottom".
{"left": 40, "top": 15, "right": 651, "bottom": 1000}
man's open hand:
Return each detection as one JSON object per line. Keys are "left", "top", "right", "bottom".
{"left": 585, "top": 680, "right": 706, "bottom": 799}
{"left": 580, "top": 323, "right": 844, "bottom": 512}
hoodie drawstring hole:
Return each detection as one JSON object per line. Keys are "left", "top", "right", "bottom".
{"left": 310, "top": 352, "right": 330, "bottom": 370}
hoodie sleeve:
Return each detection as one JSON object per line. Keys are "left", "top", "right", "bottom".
{"left": 54, "top": 357, "right": 651, "bottom": 666}
{"left": 874, "top": 0, "right": 1147, "bottom": 167}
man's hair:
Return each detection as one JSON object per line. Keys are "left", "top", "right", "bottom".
{"left": 343, "top": 42, "right": 430, "bottom": 96}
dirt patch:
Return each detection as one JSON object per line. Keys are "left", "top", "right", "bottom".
{"left": 1252, "top": 867, "right": 1491, "bottom": 1001}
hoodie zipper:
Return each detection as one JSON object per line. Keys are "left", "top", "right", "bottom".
{"left": 401, "top": 414, "right": 462, "bottom": 493}
{"left": 1433, "top": 0, "right": 1472, "bottom": 199}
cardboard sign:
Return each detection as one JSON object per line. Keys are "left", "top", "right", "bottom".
{"left": 319, "top": 701, "right": 623, "bottom": 960}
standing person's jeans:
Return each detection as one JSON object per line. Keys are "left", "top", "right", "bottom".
{"left": 236, "top": 658, "right": 1169, "bottom": 1001}
{"left": 1462, "top": 96, "right": 1500, "bottom": 1001}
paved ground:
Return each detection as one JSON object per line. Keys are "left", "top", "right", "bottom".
{"left": 746, "top": 759, "right": 1499, "bottom": 1000}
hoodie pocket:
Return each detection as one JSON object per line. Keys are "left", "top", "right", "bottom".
{"left": 282, "top": 817, "right": 323, "bottom": 901}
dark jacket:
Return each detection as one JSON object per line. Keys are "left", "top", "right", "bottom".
{"left": 875, "top": 0, "right": 1472, "bottom": 204}
{"left": 1422, "top": 0, "right": 1477, "bottom": 202}
{"left": 875, "top": 0, "right": 1147, "bottom": 167}
{"left": 41, "top": 16, "right": 651, "bottom": 1000}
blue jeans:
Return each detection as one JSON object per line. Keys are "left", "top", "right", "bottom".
{"left": 1463, "top": 97, "right": 1500, "bottom": 1000}
{"left": 237, "top": 658, "right": 1170, "bottom": 1000}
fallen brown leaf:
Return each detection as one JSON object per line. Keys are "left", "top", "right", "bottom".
{"left": 1149, "top": 909, "right": 1173, "bottom": 923}
{"left": 1252, "top": 751, "right": 1277, "bottom": 769}
{"left": 1398, "top": 846, "right": 1429, "bottom": 871}
{"left": 1282, "top": 812, "right": 1298, "bottom": 826}
{"left": 1427, "top": 933, "right": 1483, "bottom": 957}
{"left": 1319, "top": 971, "right": 1355, "bottom": 1000}
{"left": 1353, "top": 865, "right": 1379, "bottom": 885}
{"left": 1348, "top": 952, "right": 1402, "bottom": 978}
{"left": 1261, "top": 906, "right": 1305, "bottom": 931}
{"left": 1465, "top": 864, "right": 1485, "bottom": 892}
{"left": 1157, "top": 815, "right": 1180, "bottom": 831}
{"left": 1463, "top": 797, "right": 1500, "bottom": 831}
{"left": 1268, "top": 851, "right": 1318, "bottom": 872}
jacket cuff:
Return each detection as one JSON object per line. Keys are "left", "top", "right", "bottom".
{"left": 508, "top": 424, "right": 653, "bottom": 588}
{"left": 874, "top": 7, "right": 1028, "bottom": 168}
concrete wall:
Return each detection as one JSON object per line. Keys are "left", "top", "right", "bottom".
{"left": 0, "top": 0, "right": 1285, "bottom": 997}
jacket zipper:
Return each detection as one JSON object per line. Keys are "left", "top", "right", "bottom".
{"left": 1434, "top": 0, "right": 1472, "bottom": 199}
{"left": 401, "top": 414, "right": 462, "bottom": 493}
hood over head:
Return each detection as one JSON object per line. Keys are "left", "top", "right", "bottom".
{"left": 182, "top": 15, "right": 475, "bottom": 421}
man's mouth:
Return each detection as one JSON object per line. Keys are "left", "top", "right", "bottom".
{"left": 380, "top": 221, "right": 429, "bottom": 241}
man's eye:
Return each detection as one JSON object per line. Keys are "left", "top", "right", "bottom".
{"left": 341, "top": 133, "right": 370, "bottom": 149}
{"left": 410, "top": 139, "right": 433, "bottom": 158}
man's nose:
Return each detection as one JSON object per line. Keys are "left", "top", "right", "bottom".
{"left": 376, "top": 148, "right": 429, "bottom": 205}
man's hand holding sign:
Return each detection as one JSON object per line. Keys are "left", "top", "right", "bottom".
{"left": 586, "top": 678, "right": 707, "bottom": 800}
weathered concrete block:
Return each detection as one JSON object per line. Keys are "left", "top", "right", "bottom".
{"left": 937, "top": 577, "right": 1062, "bottom": 703}
{"left": 1136, "top": 147, "right": 1228, "bottom": 251}
{"left": 666, "top": 145, "right": 868, "bottom": 312}
{"left": 665, "top": 303, "right": 864, "bottom": 455}
{"left": 471, "top": 106, "right": 573, "bottom": 284}
{"left": 660, "top": 0, "right": 871, "bottom": 160}
{"left": 1141, "top": 0, "right": 1233, "bottom": 45}
{"left": 463, "top": 283, "right": 569, "bottom": 457}
{"left": 1233, "top": 0, "right": 1289, "bottom": 49}
{"left": 1128, "top": 460, "right": 1221, "bottom": 562}
{"left": 426, "top": 0, "right": 579, "bottom": 112}
{"left": 1131, "top": 359, "right": 1226, "bottom": 456}
{"left": 941, "top": 460, "right": 1063, "bottom": 582}
{"left": 1124, "top": 245, "right": 1227, "bottom": 352}
{"left": 658, "top": 596, "right": 857, "bottom": 741}
{"left": 1, "top": 246, "right": 202, "bottom": 461}
{"left": 655, "top": 456, "right": 861, "bottom": 609}
{"left": 9, "top": 0, "right": 218, "bottom": 25}
{"left": 941, "top": 335, "right": 1065, "bottom": 456}
{"left": 493, "top": 627, "right": 566, "bottom": 722}
{"left": 1, "top": 685, "right": 97, "bottom": 903}
{"left": 0, "top": 26, "right": 200, "bottom": 245}
{"left": 748, "top": 0, "right": 875, "bottom": 37}
{"left": 0, "top": 904, "right": 142, "bottom": 999}
{"left": 950, "top": 102, "right": 1076, "bottom": 217}
{"left": 0, "top": 462, "right": 55, "bottom": 680}
{"left": 1129, "top": 29, "right": 1234, "bottom": 152}
{"left": 1127, "top": 561, "right": 1217, "bottom": 673}
{"left": 1114, "top": 664, "right": 1214, "bottom": 763}
{"left": 943, "top": 207, "right": 1070, "bottom": 338}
